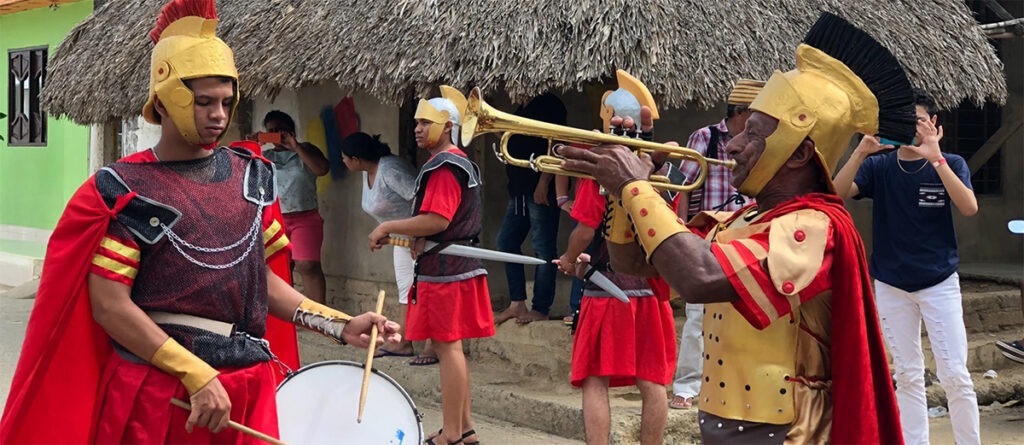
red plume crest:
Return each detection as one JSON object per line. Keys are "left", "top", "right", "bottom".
{"left": 148, "top": 0, "right": 218, "bottom": 43}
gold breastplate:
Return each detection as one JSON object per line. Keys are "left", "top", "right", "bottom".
{"left": 700, "top": 302, "right": 799, "bottom": 424}
{"left": 699, "top": 207, "right": 798, "bottom": 424}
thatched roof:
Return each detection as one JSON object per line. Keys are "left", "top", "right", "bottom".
{"left": 43, "top": 0, "right": 1007, "bottom": 124}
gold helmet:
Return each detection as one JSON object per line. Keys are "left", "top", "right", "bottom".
{"left": 142, "top": 0, "right": 239, "bottom": 145}
{"left": 739, "top": 12, "right": 917, "bottom": 196}
{"left": 413, "top": 86, "right": 467, "bottom": 147}
{"left": 600, "top": 70, "right": 660, "bottom": 133}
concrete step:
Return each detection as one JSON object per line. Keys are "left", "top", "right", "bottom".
{"left": 921, "top": 330, "right": 1024, "bottom": 373}
{"left": 0, "top": 252, "right": 42, "bottom": 288}
{"left": 298, "top": 331, "right": 702, "bottom": 444}
{"left": 926, "top": 366, "right": 1024, "bottom": 408}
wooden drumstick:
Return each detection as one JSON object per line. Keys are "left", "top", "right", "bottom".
{"left": 358, "top": 289, "right": 387, "bottom": 423}
{"left": 170, "top": 398, "right": 287, "bottom": 445}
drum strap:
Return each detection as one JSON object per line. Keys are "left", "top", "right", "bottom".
{"left": 147, "top": 311, "right": 235, "bottom": 337}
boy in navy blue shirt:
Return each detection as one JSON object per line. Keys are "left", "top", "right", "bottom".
{"left": 833, "top": 88, "right": 980, "bottom": 445}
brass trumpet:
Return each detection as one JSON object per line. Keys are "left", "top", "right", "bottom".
{"left": 460, "top": 87, "right": 735, "bottom": 193}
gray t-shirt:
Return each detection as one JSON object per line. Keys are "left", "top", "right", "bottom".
{"left": 265, "top": 145, "right": 319, "bottom": 213}
{"left": 361, "top": 155, "right": 417, "bottom": 223}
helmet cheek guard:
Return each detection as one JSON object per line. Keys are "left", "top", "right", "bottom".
{"left": 414, "top": 99, "right": 451, "bottom": 148}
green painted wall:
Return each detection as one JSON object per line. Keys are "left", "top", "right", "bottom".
{"left": 0, "top": 0, "right": 93, "bottom": 231}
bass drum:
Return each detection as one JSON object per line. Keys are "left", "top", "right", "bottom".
{"left": 276, "top": 361, "right": 423, "bottom": 444}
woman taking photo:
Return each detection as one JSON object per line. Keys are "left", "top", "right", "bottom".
{"left": 341, "top": 132, "right": 437, "bottom": 365}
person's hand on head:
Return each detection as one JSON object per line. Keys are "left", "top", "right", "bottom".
{"left": 854, "top": 135, "right": 893, "bottom": 156}
{"left": 903, "top": 120, "right": 943, "bottom": 162}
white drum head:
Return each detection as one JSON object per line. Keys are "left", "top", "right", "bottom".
{"left": 277, "top": 361, "right": 423, "bottom": 444}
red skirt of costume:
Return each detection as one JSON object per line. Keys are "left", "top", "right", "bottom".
{"left": 405, "top": 275, "right": 495, "bottom": 342}
{"left": 93, "top": 353, "right": 280, "bottom": 444}
{"left": 570, "top": 295, "right": 676, "bottom": 387}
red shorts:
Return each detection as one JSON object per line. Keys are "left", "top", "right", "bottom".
{"left": 405, "top": 275, "right": 496, "bottom": 342}
{"left": 93, "top": 353, "right": 280, "bottom": 444}
{"left": 570, "top": 295, "right": 676, "bottom": 387}
{"left": 283, "top": 209, "right": 323, "bottom": 262}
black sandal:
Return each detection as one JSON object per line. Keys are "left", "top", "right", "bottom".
{"left": 424, "top": 429, "right": 464, "bottom": 445}
{"left": 461, "top": 429, "right": 480, "bottom": 445}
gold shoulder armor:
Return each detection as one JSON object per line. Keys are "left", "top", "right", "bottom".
{"left": 766, "top": 209, "right": 830, "bottom": 297}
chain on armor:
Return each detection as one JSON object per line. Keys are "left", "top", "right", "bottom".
{"left": 159, "top": 162, "right": 268, "bottom": 270}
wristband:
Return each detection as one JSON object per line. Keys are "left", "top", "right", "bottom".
{"left": 620, "top": 181, "right": 690, "bottom": 261}
{"left": 931, "top": 158, "right": 947, "bottom": 169}
{"left": 150, "top": 338, "right": 219, "bottom": 395}
{"left": 557, "top": 196, "right": 570, "bottom": 207}
{"left": 292, "top": 298, "right": 353, "bottom": 344}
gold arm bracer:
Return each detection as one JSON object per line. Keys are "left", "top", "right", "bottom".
{"left": 150, "top": 338, "right": 220, "bottom": 395}
{"left": 620, "top": 181, "right": 691, "bottom": 261}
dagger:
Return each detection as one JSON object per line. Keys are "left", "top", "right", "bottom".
{"left": 386, "top": 237, "right": 547, "bottom": 265}
{"left": 584, "top": 265, "right": 630, "bottom": 303}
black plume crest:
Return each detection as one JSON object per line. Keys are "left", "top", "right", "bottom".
{"left": 803, "top": 12, "right": 917, "bottom": 145}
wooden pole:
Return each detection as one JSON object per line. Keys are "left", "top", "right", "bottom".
{"left": 358, "top": 289, "right": 387, "bottom": 423}
{"left": 170, "top": 398, "right": 287, "bottom": 445}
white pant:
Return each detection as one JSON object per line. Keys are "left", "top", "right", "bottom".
{"left": 393, "top": 246, "right": 414, "bottom": 304}
{"left": 875, "top": 273, "right": 980, "bottom": 445}
{"left": 673, "top": 303, "right": 704, "bottom": 397}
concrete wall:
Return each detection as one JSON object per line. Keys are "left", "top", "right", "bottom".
{"left": 0, "top": 0, "right": 93, "bottom": 233}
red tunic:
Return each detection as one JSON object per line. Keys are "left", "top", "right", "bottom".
{"left": 568, "top": 179, "right": 676, "bottom": 387}
{"left": 405, "top": 155, "right": 495, "bottom": 342}
{"left": 94, "top": 353, "right": 279, "bottom": 444}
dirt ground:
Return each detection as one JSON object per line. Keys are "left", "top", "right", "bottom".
{"left": 930, "top": 404, "right": 1024, "bottom": 445}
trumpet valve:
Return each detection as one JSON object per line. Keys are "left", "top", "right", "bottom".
{"left": 492, "top": 143, "right": 508, "bottom": 165}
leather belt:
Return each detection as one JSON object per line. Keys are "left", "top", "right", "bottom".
{"left": 146, "top": 311, "right": 235, "bottom": 337}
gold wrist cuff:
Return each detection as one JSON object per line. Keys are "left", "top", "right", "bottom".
{"left": 603, "top": 196, "right": 636, "bottom": 245}
{"left": 621, "top": 181, "right": 690, "bottom": 261}
{"left": 293, "top": 298, "right": 353, "bottom": 343}
{"left": 150, "top": 338, "right": 219, "bottom": 395}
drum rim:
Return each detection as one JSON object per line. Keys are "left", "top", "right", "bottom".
{"left": 276, "top": 359, "right": 423, "bottom": 420}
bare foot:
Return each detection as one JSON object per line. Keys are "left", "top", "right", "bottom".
{"left": 374, "top": 340, "right": 415, "bottom": 358}
{"left": 515, "top": 310, "right": 548, "bottom": 325}
{"left": 419, "top": 340, "right": 436, "bottom": 358}
{"left": 669, "top": 395, "right": 694, "bottom": 409}
{"left": 494, "top": 301, "right": 527, "bottom": 325}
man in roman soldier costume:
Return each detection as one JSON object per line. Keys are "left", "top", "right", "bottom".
{"left": 558, "top": 12, "right": 914, "bottom": 443}
{"left": 0, "top": 1, "right": 399, "bottom": 443}
{"left": 555, "top": 70, "right": 676, "bottom": 445}
{"left": 369, "top": 87, "right": 493, "bottom": 445}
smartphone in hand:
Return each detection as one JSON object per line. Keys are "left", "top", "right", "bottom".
{"left": 256, "top": 132, "right": 282, "bottom": 145}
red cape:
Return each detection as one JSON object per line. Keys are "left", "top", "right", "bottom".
{"left": 764, "top": 194, "right": 902, "bottom": 444}
{"left": 0, "top": 147, "right": 299, "bottom": 444}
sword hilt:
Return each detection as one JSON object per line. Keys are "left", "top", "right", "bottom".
{"left": 386, "top": 237, "right": 412, "bottom": 248}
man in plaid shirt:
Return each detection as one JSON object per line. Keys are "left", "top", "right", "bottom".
{"left": 669, "top": 79, "right": 763, "bottom": 410}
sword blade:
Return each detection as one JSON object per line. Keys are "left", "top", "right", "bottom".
{"left": 428, "top": 241, "right": 547, "bottom": 265}
{"left": 586, "top": 268, "right": 629, "bottom": 303}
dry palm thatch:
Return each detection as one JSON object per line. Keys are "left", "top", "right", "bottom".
{"left": 43, "top": 0, "right": 1006, "bottom": 124}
